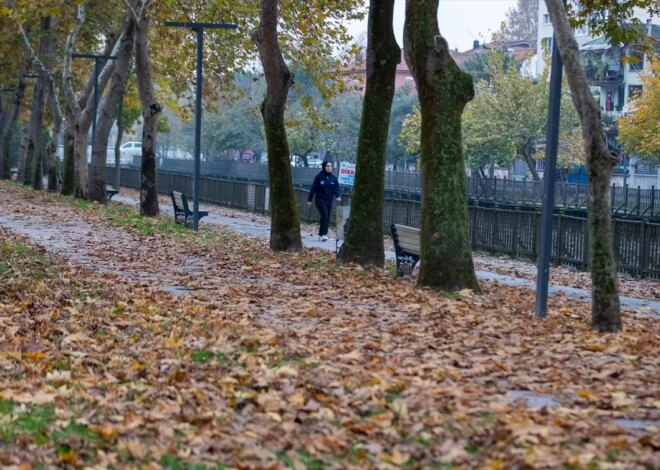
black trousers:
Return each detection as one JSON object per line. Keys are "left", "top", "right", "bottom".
{"left": 316, "top": 202, "right": 332, "bottom": 236}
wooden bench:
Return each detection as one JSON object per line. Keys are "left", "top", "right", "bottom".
{"left": 391, "top": 224, "right": 421, "bottom": 277}
{"left": 170, "top": 190, "right": 208, "bottom": 228}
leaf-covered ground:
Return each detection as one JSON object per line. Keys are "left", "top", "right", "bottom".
{"left": 0, "top": 181, "right": 659, "bottom": 469}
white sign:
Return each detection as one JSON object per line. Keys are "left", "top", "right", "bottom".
{"left": 338, "top": 162, "right": 356, "bottom": 186}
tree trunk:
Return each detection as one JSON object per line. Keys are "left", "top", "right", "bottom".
{"left": 114, "top": 100, "right": 123, "bottom": 190}
{"left": 31, "top": 16, "right": 54, "bottom": 191}
{"left": 254, "top": 0, "right": 303, "bottom": 252}
{"left": 30, "top": 82, "right": 48, "bottom": 190}
{"left": 135, "top": 2, "right": 161, "bottom": 216}
{"left": 61, "top": 124, "right": 75, "bottom": 194}
{"left": 46, "top": 81, "right": 62, "bottom": 192}
{"left": 339, "top": 0, "right": 400, "bottom": 267}
{"left": 61, "top": 5, "right": 120, "bottom": 199}
{"left": 17, "top": 128, "right": 29, "bottom": 182}
{"left": 545, "top": 0, "right": 621, "bottom": 332}
{"left": 0, "top": 62, "right": 28, "bottom": 180}
{"left": 521, "top": 149, "right": 541, "bottom": 181}
{"left": 73, "top": 102, "right": 93, "bottom": 198}
{"left": 404, "top": 0, "right": 480, "bottom": 291}
{"left": 22, "top": 74, "right": 48, "bottom": 188}
{"left": 89, "top": 15, "right": 136, "bottom": 203}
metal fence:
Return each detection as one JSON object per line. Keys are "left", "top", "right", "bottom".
{"left": 113, "top": 168, "right": 660, "bottom": 278}
{"left": 135, "top": 159, "right": 660, "bottom": 218}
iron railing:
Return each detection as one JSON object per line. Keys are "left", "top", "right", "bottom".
{"left": 117, "top": 159, "right": 660, "bottom": 218}
{"left": 112, "top": 168, "right": 660, "bottom": 278}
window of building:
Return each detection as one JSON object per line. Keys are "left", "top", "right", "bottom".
{"left": 628, "top": 85, "right": 643, "bottom": 100}
{"left": 617, "top": 85, "right": 625, "bottom": 111}
{"left": 541, "top": 37, "right": 553, "bottom": 52}
{"left": 543, "top": 13, "right": 551, "bottom": 24}
{"left": 629, "top": 53, "right": 644, "bottom": 72}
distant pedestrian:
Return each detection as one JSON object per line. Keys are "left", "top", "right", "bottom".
{"left": 307, "top": 160, "right": 341, "bottom": 241}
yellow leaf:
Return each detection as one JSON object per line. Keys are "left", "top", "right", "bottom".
{"left": 59, "top": 448, "right": 77, "bottom": 464}
{"left": 23, "top": 351, "right": 47, "bottom": 361}
{"left": 164, "top": 331, "right": 183, "bottom": 349}
{"left": 585, "top": 343, "right": 606, "bottom": 352}
{"left": 577, "top": 389, "right": 597, "bottom": 400}
{"left": 289, "top": 392, "right": 307, "bottom": 407}
{"left": 489, "top": 459, "right": 504, "bottom": 470}
{"left": 90, "top": 424, "right": 119, "bottom": 441}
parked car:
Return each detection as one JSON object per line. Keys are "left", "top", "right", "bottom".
{"left": 120, "top": 141, "right": 142, "bottom": 160}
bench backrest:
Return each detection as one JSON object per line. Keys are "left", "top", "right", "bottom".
{"left": 171, "top": 191, "right": 188, "bottom": 214}
{"left": 393, "top": 224, "right": 421, "bottom": 256}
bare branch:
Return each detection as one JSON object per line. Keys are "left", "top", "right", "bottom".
{"left": 63, "top": 5, "right": 86, "bottom": 117}
{"left": 123, "top": 0, "right": 140, "bottom": 24}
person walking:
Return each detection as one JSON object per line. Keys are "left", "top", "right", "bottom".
{"left": 307, "top": 160, "right": 341, "bottom": 241}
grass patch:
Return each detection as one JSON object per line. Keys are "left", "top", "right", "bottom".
{"left": 0, "top": 403, "right": 56, "bottom": 445}
{"left": 52, "top": 422, "right": 101, "bottom": 445}
{"left": 303, "top": 255, "right": 346, "bottom": 273}
{"left": 159, "top": 453, "right": 227, "bottom": 470}
{"left": 268, "top": 353, "right": 307, "bottom": 368}
{"left": 191, "top": 350, "right": 229, "bottom": 364}
{"left": 106, "top": 205, "right": 188, "bottom": 237}
{"left": 0, "top": 241, "right": 58, "bottom": 281}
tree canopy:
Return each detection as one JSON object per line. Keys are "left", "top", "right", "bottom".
{"left": 618, "top": 58, "right": 660, "bottom": 162}
{"left": 502, "top": 0, "right": 539, "bottom": 43}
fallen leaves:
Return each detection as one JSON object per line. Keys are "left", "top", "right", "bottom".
{"left": 0, "top": 182, "right": 659, "bottom": 468}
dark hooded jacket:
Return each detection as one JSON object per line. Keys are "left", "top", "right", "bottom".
{"left": 308, "top": 162, "right": 341, "bottom": 206}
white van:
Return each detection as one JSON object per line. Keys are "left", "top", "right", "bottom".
{"left": 120, "top": 141, "right": 142, "bottom": 162}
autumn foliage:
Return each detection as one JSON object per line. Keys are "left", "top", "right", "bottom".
{"left": 618, "top": 57, "right": 660, "bottom": 162}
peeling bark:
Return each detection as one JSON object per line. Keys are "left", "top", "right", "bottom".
{"left": 339, "top": 0, "right": 400, "bottom": 267}
{"left": 61, "top": 6, "right": 120, "bottom": 199}
{"left": 404, "top": 0, "right": 480, "bottom": 291}
{"left": 254, "top": 0, "right": 302, "bottom": 252}
{"left": 89, "top": 14, "right": 136, "bottom": 203}
{"left": 134, "top": 0, "right": 161, "bottom": 216}
{"left": 545, "top": 0, "right": 621, "bottom": 332}
{"left": 46, "top": 81, "right": 62, "bottom": 192}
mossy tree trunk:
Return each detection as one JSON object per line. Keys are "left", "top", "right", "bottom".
{"left": 114, "top": 100, "right": 124, "bottom": 190}
{"left": 339, "top": 0, "right": 400, "bottom": 268}
{"left": 45, "top": 81, "right": 62, "bottom": 192}
{"left": 23, "top": 76, "right": 47, "bottom": 189}
{"left": 254, "top": 0, "right": 303, "bottom": 252}
{"left": 545, "top": 0, "right": 620, "bottom": 332}
{"left": 134, "top": 1, "right": 161, "bottom": 216}
{"left": 0, "top": 62, "right": 28, "bottom": 180}
{"left": 31, "top": 16, "right": 54, "bottom": 191}
{"left": 89, "top": 15, "right": 135, "bottom": 203}
{"left": 60, "top": 125, "right": 75, "bottom": 194}
{"left": 404, "top": 0, "right": 480, "bottom": 291}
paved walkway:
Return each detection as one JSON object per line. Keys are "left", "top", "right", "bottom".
{"left": 114, "top": 194, "right": 660, "bottom": 317}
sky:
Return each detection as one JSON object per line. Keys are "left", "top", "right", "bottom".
{"left": 346, "top": 0, "right": 518, "bottom": 52}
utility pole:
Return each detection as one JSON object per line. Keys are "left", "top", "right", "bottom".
{"left": 164, "top": 22, "right": 237, "bottom": 230}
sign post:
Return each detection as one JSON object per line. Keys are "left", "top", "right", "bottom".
{"left": 338, "top": 162, "right": 356, "bottom": 187}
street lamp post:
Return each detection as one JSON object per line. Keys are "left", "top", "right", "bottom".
{"left": 164, "top": 21, "right": 237, "bottom": 230}
{"left": 535, "top": 17, "right": 564, "bottom": 318}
